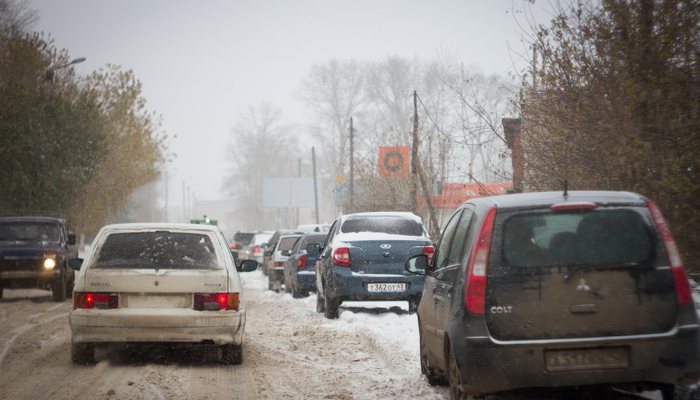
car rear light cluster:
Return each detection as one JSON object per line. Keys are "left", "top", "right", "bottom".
{"left": 194, "top": 293, "right": 240, "bottom": 311}
{"left": 74, "top": 292, "right": 119, "bottom": 309}
{"left": 464, "top": 207, "right": 496, "bottom": 315}
{"left": 229, "top": 243, "right": 237, "bottom": 250}
{"left": 274, "top": 261, "right": 286, "bottom": 268}
{"left": 333, "top": 247, "right": 350, "bottom": 267}
{"left": 647, "top": 200, "right": 692, "bottom": 305}
{"left": 252, "top": 246, "right": 263, "bottom": 256}
{"left": 296, "top": 254, "right": 308, "bottom": 268}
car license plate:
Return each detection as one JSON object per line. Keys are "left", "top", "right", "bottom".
{"left": 545, "top": 347, "right": 629, "bottom": 372}
{"left": 367, "top": 283, "right": 406, "bottom": 293}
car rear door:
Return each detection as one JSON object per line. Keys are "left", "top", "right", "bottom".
{"left": 484, "top": 205, "right": 678, "bottom": 341}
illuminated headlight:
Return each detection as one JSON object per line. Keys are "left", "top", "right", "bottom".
{"left": 43, "top": 258, "right": 56, "bottom": 270}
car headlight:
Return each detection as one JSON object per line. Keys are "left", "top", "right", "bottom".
{"left": 43, "top": 257, "right": 56, "bottom": 270}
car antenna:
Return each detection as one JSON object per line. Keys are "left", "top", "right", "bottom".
{"left": 563, "top": 179, "right": 569, "bottom": 199}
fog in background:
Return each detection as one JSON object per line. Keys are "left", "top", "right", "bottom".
{"left": 25, "top": 0, "right": 550, "bottom": 231}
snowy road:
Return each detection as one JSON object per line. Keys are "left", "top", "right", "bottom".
{"left": 0, "top": 271, "right": 667, "bottom": 399}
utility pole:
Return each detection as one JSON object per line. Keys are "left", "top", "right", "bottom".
{"left": 411, "top": 91, "right": 419, "bottom": 212}
{"left": 349, "top": 117, "right": 354, "bottom": 212}
{"left": 312, "top": 147, "right": 319, "bottom": 224}
{"left": 297, "top": 158, "right": 302, "bottom": 226}
{"left": 411, "top": 90, "right": 441, "bottom": 239}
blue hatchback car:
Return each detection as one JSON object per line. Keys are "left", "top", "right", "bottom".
{"left": 283, "top": 233, "right": 327, "bottom": 298}
{"left": 315, "top": 212, "right": 434, "bottom": 319}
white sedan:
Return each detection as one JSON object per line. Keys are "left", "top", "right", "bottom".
{"left": 68, "top": 223, "right": 257, "bottom": 364}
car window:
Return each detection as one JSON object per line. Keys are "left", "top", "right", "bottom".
{"left": 447, "top": 208, "right": 473, "bottom": 266}
{"left": 93, "top": 231, "right": 221, "bottom": 270}
{"left": 0, "top": 221, "right": 61, "bottom": 243}
{"left": 340, "top": 217, "right": 423, "bottom": 236}
{"left": 433, "top": 209, "right": 463, "bottom": 271}
{"left": 503, "top": 210, "right": 652, "bottom": 268}
{"left": 277, "top": 236, "right": 300, "bottom": 251}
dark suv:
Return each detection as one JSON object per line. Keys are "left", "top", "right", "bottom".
{"left": 0, "top": 216, "right": 78, "bottom": 301}
{"left": 405, "top": 191, "right": 699, "bottom": 399}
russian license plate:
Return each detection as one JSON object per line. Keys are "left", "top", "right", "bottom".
{"left": 366, "top": 283, "right": 406, "bottom": 293}
{"left": 545, "top": 347, "right": 629, "bottom": 372}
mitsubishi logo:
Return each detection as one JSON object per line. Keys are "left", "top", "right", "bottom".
{"left": 576, "top": 279, "right": 591, "bottom": 292}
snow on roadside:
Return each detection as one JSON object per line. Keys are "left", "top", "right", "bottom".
{"left": 240, "top": 269, "right": 441, "bottom": 398}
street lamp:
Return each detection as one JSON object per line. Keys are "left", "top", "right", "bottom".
{"left": 45, "top": 57, "right": 86, "bottom": 82}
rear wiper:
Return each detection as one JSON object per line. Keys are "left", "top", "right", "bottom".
{"left": 563, "top": 262, "right": 641, "bottom": 282}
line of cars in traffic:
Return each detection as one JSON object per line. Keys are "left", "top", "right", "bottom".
{"left": 1, "top": 190, "right": 697, "bottom": 398}
{"left": 232, "top": 191, "right": 700, "bottom": 399}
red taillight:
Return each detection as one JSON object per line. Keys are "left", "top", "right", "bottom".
{"left": 252, "top": 246, "right": 263, "bottom": 256}
{"left": 648, "top": 200, "right": 692, "bottom": 305}
{"left": 422, "top": 245, "right": 435, "bottom": 264}
{"left": 229, "top": 243, "right": 237, "bottom": 250}
{"left": 73, "top": 292, "right": 119, "bottom": 309}
{"left": 333, "top": 247, "right": 351, "bottom": 267}
{"left": 297, "top": 254, "right": 308, "bottom": 268}
{"left": 464, "top": 207, "right": 496, "bottom": 315}
{"left": 194, "top": 293, "right": 239, "bottom": 311}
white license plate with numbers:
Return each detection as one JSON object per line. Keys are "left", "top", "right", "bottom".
{"left": 367, "top": 283, "right": 406, "bottom": 293}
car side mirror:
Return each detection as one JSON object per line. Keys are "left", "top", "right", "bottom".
{"left": 68, "top": 258, "right": 83, "bottom": 271}
{"left": 306, "top": 243, "right": 321, "bottom": 255}
{"left": 68, "top": 233, "right": 77, "bottom": 246}
{"left": 237, "top": 259, "right": 258, "bottom": 272}
{"left": 405, "top": 254, "right": 427, "bottom": 275}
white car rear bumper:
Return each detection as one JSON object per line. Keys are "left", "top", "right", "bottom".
{"left": 70, "top": 308, "right": 245, "bottom": 345}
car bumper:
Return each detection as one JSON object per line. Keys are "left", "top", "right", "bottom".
{"left": 451, "top": 324, "right": 700, "bottom": 395}
{"left": 293, "top": 270, "right": 316, "bottom": 290}
{"left": 70, "top": 308, "right": 246, "bottom": 345}
{"left": 0, "top": 269, "right": 62, "bottom": 285}
{"left": 326, "top": 268, "right": 423, "bottom": 301}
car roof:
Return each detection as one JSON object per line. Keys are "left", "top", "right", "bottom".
{"left": 343, "top": 211, "right": 422, "bottom": 222}
{"left": 465, "top": 190, "right": 647, "bottom": 209}
{"left": 0, "top": 216, "right": 66, "bottom": 223}
{"left": 99, "top": 222, "right": 221, "bottom": 233}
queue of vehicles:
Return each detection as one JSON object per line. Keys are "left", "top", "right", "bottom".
{"left": 1, "top": 190, "right": 698, "bottom": 399}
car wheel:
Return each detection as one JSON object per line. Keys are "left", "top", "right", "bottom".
{"left": 51, "top": 277, "right": 67, "bottom": 302}
{"left": 420, "top": 328, "right": 446, "bottom": 386}
{"left": 71, "top": 342, "right": 95, "bottom": 364}
{"left": 408, "top": 298, "right": 420, "bottom": 314}
{"left": 316, "top": 290, "right": 325, "bottom": 313}
{"left": 324, "top": 294, "right": 339, "bottom": 319}
{"left": 221, "top": 344, "right": 243, "bottom": 365}
{"left": 448, "top": 348, "right": 468, "bottom": 400}
{"left": 662, "top": 384, "right": 699, "bottom": 400}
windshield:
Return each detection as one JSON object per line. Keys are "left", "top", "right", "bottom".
{"left": 340, "top": 217, "right": 424, "bottom": 236}
{"left": 277, "top": 236, "right": 300, "bottom": 251}
{"left": 502, "top": 210, "right": 653, "bottom": 268}
{"left": 93, "top": 231, "right": 221, "bottom": 270}
{"left": 0, "top": 221, "right": 61, "bottom": 243}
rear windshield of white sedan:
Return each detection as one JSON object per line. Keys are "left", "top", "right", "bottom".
{"left": 93, "top": 231, "right": 221, "bottom": 270}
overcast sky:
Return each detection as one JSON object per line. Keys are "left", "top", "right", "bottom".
{"left": 26, "top": 0, "right": 550, "bottom": 208}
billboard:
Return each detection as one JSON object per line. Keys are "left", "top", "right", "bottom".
{"left": 378, "top": 146, "right": 409, "bottom": 177}
{"left": 263, "top": 177, "right": 315, "bottom": 208}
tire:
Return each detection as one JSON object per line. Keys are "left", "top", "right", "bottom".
{"left": 662, "top": 384, "right": 699, "bottom": 400}
{"left": 420, "top": 328, "right": 446, "bottom": 386}
{"left": 221, "top": 344, "right": 243, "bottom": 365}
{"left": 292, "top": 288, "right": 306, "bottom": 299}
{"left": 324, "top": 294, "right": 340, "bottom": 319}
{"left": 448, "top": 348, "right": 468, "bottom": 400}
{"left": 71, "top": 342, "right": 95, "bottom": 364}
{"left": 408, "top": 298, "right": 420, "bottom": 314}
{"left": 51, "top": 277, "right": 67, "bottom": 302}
{"left": 316, "top": 290, "right": 325, "bottom": 313}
